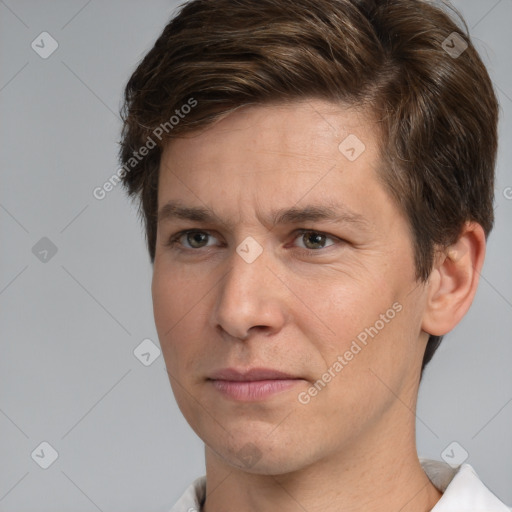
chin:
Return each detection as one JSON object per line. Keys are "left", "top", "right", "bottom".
{"left": 208, "top": 432, "right": 313, "bottom": 476}
{"left": 229, "top": 449, "right": 305, "bottom": 475}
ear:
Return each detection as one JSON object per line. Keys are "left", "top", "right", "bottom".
{"left": 421, "top": 221, "right": 486, "bottom": 336}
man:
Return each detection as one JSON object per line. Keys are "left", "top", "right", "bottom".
{"left": 118, "top": 0, "right": 510, "bottom": 510}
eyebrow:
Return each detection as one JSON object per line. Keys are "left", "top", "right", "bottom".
{"left": 157, "top": 200, "right": 370, "bottom": 230}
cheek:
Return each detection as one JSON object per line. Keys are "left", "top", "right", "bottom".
{"left": 306, "top": 275, "right": 392, "bottom": 349}
{"left": 152, "top": 269, "right": 177, "bottom": 336}
{"left": 303, "top": 273, "right": 417, "bottom": 392}
{"left": 152, "top": 258, "right": 204, "bottom": 326}
{"left": 151, "top": 266, "right": 202, "bottom": 365}
{"left": 152, "top": 266, "right": 214, "bottom": 430}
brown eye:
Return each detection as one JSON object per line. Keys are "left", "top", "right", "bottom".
{"left": 185, "top": 231, "right": 210, "bottom": 248}
{"left": 166, "top": 230, "right": 218, "bottom": 250}
{"left": 302, "top": 232, "right": 326, "bottom": 249}
{"left": 295, "top": 230, "right": 335, "bottom": 250}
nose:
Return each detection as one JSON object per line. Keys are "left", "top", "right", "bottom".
{"left": 211, "top": 241, "right": 288, "bottom": 341}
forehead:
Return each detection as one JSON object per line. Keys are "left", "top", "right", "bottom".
{"left": 160, "top": 99, "right": 380, "bottom": 178}
{"left": 157, "top": 99, "right": 391, "bottom": 228}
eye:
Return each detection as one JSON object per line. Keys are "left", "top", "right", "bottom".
{"left": 293, "top": 230, "right": 337, "bottom": 250}
{"left": 166, "top": 230, "right": 219, "bottom": 249}
{"left": 165, "top": 229, "right": 341, "bottom": 253}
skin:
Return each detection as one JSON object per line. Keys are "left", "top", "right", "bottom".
{"left": 152, "top": 99, "right": 486, "bottom": 512}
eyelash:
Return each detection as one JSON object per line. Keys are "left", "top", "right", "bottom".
{"left": 165, "top": 229, "right": 342, "bottom": 256}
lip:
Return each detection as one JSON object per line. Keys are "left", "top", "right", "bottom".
{"left": 210, "top": 379, "right": 301, "bottom": 401}
{"left": 207, "top": 367, "right": 304, "bottom": 402}
{"left": 208, "top": 367, "right": 299, "bottom": 381}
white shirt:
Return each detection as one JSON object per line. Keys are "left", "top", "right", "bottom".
{"left": 168, "top": 458, "right": 511, "bottom": 511}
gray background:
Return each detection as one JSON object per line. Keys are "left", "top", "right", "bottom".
{"left": 0, "top": 0, "right": 511, "bottom": 510}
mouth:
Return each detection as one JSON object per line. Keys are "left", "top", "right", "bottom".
{"left": 207, "top": 367, "right": 305, "bottom": 401}
{"left": 208, "top": 367, "right": 300, "bottom": 381}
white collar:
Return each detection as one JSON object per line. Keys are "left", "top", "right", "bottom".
{"left": 170, "top": 459, "right": 511, "bottom": 511}
{"left": 419, "top": 458, "right": 511, "bottom": 511}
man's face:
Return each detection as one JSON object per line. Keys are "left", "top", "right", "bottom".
{"left": 153, "top": 99, "right": 430, "bottom": 474}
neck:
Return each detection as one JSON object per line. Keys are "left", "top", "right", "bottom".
{"left": 202, "top": 415, "right": 443, "bottom": 512}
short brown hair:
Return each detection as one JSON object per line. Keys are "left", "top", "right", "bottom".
{"left": 119, "top": 0, "right": 499, "bottom": 375}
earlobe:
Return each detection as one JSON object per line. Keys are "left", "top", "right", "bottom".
{"left": 421, "top": 222, "right": 486, "bottom": 336}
